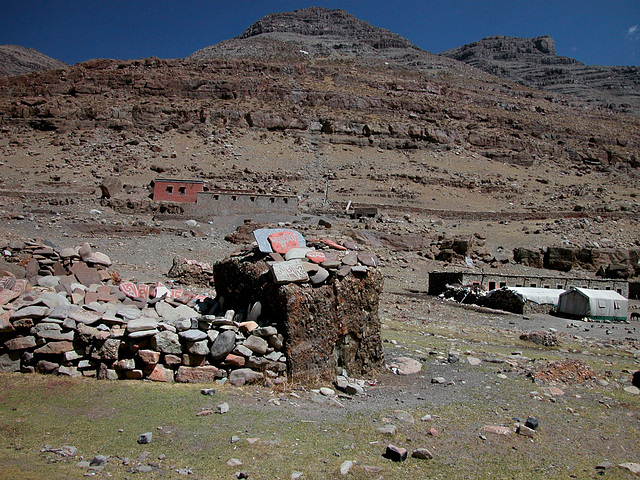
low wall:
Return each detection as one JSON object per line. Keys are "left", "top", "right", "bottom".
{"left": 187, "top": 192, "right": 298, "bottom": 217}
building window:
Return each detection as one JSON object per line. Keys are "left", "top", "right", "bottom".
{"left": 617, "top": 289, "right": 622, "bottom": 295}
{"left": 530, "top": 283, "right": 536, "bottom": 287}
{"left": 232, "top": 196, "right": 237, "bottom": 201}
{"left": 250, "top": 196, "right": 256, "bottom": 202}
{"left": 213, "top": 194, "right": 219, "bottom": 200}
{"left": 179, "top": 186, "right": 186, "bottom": 195}
{"left": 270, "top": 198, "right": 275, "bottom": 203}
{"left": 543, "top": 285, "right": 550, "bottom": 289}
{"left": 488, "top": 281, "right": 496, "bottom": 290}
{"left": 557, "top": 285, "right": 563, "bottom": 289}
{"left": 284, "top": 198, "right": 288, "bottom": 204}
{"left": 499, "top": 282, "right": 507, "bottom": 288}
{"left": 166, "top": 186, "right": 174, "bottom": 194}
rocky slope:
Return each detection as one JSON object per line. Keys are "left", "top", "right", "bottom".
{"left": 441, "top": 35, "right": 640, "bottom": 116}
{"left": 0, "top": 45, "right": 67, "bottom": 77}
{"left": 0, "top": 7, "right": 639, "bottom": 285}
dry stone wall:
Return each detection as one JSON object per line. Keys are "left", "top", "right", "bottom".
{"left": 0, "top": 240, "right": 287, "bottom": 386}
{"left": 0, "top": 230, "right": 385, "bottom": 385}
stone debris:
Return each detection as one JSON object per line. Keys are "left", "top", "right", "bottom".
{"left": 388, "top": 356, "right": 422, "bottom": 375}
{"left": 519, "top": 331, "right": 559, "bottom": 347}
{"left": 618, "top": 463, "right": 640, "bottom": 474}
{"left": 529, "top": 359, "right": 597, "bottom": 385}
{"left": 0, "top": 238, "right": 288, "bottom": 384}
{"left": 482, "top": 425, "right": 513, "bottom": 436}
{"left": 411, "top": 448, "right": 434, "bottom": 460}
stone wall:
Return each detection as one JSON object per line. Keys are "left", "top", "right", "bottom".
{"left": 429, "top": 271, "right": 629, "bottom": 298}
{"left": 0, "top": 240, "right": 287, "bottom": 386}
{"left": 213, "top": 247, "right": 385, "bottom": 381}
{"left": 186, "top": 191, "right": 298, "bottom": 218}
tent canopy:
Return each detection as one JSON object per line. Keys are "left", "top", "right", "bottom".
{"left": 557, "top": 287, "right": 628, "bottom": 322}
{"left": 508, "top": 287, "right": 565, "bottom": 306}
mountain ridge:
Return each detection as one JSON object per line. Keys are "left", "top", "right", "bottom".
{"left": 441, "top": 35, "right": 640, "bottom": 116}
{"left": 0, "top": 44, "right": 67, "bottom": 77}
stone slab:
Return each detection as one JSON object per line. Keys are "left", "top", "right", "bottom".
{"left": 268, "top": 231, "right": 301, "bottom": 254}
{"left": 69, "top": 263, "right": 102, "bottom": 287}
{"left": 253, "top": 228, "right": 306, "bottom": 253}
{"left": 268, "top": 259, "right": 309, "bottom": 284}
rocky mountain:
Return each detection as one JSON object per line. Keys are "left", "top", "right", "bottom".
{"left": 0, "top": 6, "right": 639, "bottom": 250}
{"left": 0, "top": 45, "right": 67, "bottom": 77}
{"left": 189, "top": 7, "right": 467, "bottom": 75}
{"left": 441, "top": 35, "right": 640, "bottom": 116}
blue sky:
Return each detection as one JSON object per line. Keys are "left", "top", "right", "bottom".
{"left": 1, "top": 0, "right": 638, "bottom": 66}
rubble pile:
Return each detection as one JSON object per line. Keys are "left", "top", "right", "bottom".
{"left": 213, "top": 228, "right": 385, "bottom": 380}
{"left": 0, "top": 239, "right": 288, "bottom": 385}
{"left": 528, "top": 359, "right": 597, "bottom": 385}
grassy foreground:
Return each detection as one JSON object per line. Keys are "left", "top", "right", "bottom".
{"left": 1, "top": 314, "right": 639, "bottom": 479}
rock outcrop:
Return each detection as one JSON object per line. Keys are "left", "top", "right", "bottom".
{"left": 442, "top": 35, "right": 640, "bottom": 116}
{"left": 0, "top": 45, "right": 67, "bottom": 77}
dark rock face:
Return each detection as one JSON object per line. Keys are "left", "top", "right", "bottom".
{"left": 0, "top": 45, "right": 67, "bottom": 77}
{"left": 237, "top": 7, "right": 416, "bottom": 50}
{"left": 213, "top": 256, "right": 385, "bottom": 380}
{"left": 442, "top": 35, "right": 640, "bottom": 116}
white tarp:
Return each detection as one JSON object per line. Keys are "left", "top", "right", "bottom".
{"left": 508, "top": 287, "right": 565, "bottom": 306}
{"left": 557, "top": 287, "right": 628, "bottom": 322}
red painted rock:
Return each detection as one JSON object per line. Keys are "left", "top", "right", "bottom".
{"left": 119, "top": 282, "right": 139, "bottom": 299}
{"left": 305, "top": 251, "right": 326, "bottom": 264}
{"left": 137, "top": 284, "right": 150, "bottom": 299}
{"left": 268, "top": 231, "right": 300, "bottom": 254}
{"left": 0, "top": 276, "right": 16, "bottom": 290}
{"left": 169, "top": 289, "right": 184, "bottom": 299}
{"left": 12, "top": 279, "right": 28, "bottom": 295}
{"left": 321, "top": 239, "right": 347, "bottom": 250}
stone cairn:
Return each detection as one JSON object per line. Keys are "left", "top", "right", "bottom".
{"left": 0, "top": 229, "right": 385, "bottom": 387}
{"left": 213, "top": 228, "right": 385, "bottom": 381}
{"left": 0, "top": 239, "right": 285, "bottom": 386}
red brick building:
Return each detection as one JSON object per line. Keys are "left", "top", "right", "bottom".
{"left": 152, "top": 179, "right": 204, "bottom": 203}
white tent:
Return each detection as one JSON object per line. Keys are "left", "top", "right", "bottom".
{"left": 509, "top": 287, "right": 565, "bottom": 306}
{"left": 557, "top": 287, "right": 628, "bottom": 322}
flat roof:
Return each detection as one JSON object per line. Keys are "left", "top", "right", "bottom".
{"left": 154, "top": 179, "right": 204, "bottom": 184}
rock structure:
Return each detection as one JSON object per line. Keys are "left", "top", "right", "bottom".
{"left": 0, "top": 232, "right": 384, "bottom": 384}
{"left": 1, "top": 8, "right": 637, "bottom": 176}
{"left": 514, "top": 246, "right": 640, "bottom": 276}
{"left": 213, "top": 228, "right": 385, "bottom": 380}
{"left": 442, "top": 35, "right": 640, "bottom": 116}
{"left": 0, "top": 239, "right": 287, "bottom": 385}
{"left": 0, "top": 45, "right": 67, "bottom": 77}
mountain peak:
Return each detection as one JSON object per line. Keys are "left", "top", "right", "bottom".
{"left": 0, "top": 45, "right": 67, "bottom": 77}
{"left": 236, "top": 7, "right": 415, "bottom": 50}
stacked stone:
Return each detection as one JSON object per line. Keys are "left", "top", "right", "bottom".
{"left": 0, "top": 240, "right": 287, "bottom": 385}
{"left": 2, "top": 239, "right": 113, "bottom": 289}
{"left": 214, "top": 228, "right": 385, "bottom": 380}
{"left": 249, "top": 228, "right": 379, "bottom": 286}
